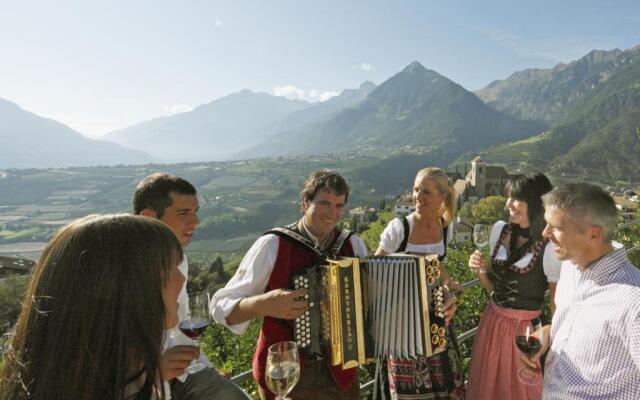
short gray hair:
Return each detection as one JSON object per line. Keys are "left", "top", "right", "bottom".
{"left": 542, "top": 183, "right": 618, "bottom": 241}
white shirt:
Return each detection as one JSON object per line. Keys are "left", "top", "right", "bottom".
{"left": 489, "top": 221, "right": 562, "bottom": 282}
{"left": 210, "top": 233, "right": 368, "bottom": 335}
{"left": 378, "top": 213, "right": 452, "bottom": 255}
{"left": 543, "top": 243, "right": 640, "bottom": 399}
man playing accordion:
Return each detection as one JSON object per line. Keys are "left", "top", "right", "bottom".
{"left": 211, "top": 169, "right": 368, "bottom": 400}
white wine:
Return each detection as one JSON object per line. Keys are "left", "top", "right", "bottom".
{"left": 265, "top": 360, "right": 300, "bottom": 397}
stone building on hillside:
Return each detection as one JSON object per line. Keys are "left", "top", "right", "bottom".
{"left": 394, "top": 195, "right": 414, "bottom": 217}
{"left": 451, "top": 217, "right": 473, "bottom": 244}
{"left": 454, "top": 156, "right": 517, "bottom": 208}
{"left": 348, "top": 206, "right": 377, "bottom": 231}
{"left": 614, "top": 196, "right": 638, "bottom": 224}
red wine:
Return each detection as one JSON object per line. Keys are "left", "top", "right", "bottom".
{"left": 515, "top": 335, "right": 541, "bottom": 356}
{"left": 179, "top": 318, "right": 209, "bottom": 339}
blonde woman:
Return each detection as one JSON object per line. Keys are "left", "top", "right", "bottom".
{"left": 374, "top": 167, "right": 465, "bottom": 400}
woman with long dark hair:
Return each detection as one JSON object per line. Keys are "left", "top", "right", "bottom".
{"left": 0, "top": 214, "right": 186, "bottom": 400}
{"left": 466, "top": 172, "right": 561, "bottom": 400}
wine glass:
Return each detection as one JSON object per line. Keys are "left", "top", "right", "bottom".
{"left": 471, "top": 224, "right": 491, "bottom": 274}
{"left": 178, "top": 291, "right": 211, "bottom": 374}
{"left": 472, "top": 223, "right": 490, "bottom": 248}
{"left": 265, "top": 341, "right": 300, "bottom": 400}
{"left": 514, "top": 318, "right": 544, "bottom": 385}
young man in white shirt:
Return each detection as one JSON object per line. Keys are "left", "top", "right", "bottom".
{"left": 135, "top": 172, "right": 250, "bottom": 400}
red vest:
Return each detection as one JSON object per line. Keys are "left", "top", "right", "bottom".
{"left": 252, "top": 232, "right": 357, "bottom": 399}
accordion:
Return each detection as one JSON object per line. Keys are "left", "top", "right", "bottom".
{"left": 291, "top": 254, "right": 447, "bottom": 369}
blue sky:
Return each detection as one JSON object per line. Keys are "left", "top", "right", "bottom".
{"left": 1, "top": 0, "right": 638, "bottom": 137}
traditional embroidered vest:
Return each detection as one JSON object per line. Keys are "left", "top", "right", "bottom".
{"left": 252, "top": 228, "right": 357, "bottom": 398}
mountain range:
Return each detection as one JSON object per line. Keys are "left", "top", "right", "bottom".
{"left": 104, "top": 89, "right": 310, "bottom": 162}
{"left": 239, "top": 62, "right": 543, "bottom": 159}
{"left": 475, "top": 46, "right": 640, "bottom": 124}
{"left": 0, "top": 99, "right": 153, "bottom": 169}
{"left": 472, "top": 45, "right": 640, "bottom": 182}
{"left": 2, "top": 44, "right": 639, "bottom": 182}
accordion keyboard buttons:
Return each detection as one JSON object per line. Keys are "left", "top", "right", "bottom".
{"left": 294, "top": 275, "right": 314, "bottom": 348}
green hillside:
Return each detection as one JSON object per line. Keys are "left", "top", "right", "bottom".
{"left": 470, "top": 51, "right": 640, "bottom": 183}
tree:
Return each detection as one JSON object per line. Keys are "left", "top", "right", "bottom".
{"left": 458, "top": 202, "right": 473, "bottom": 221}
{"left": 379, "top": 197, "right": 387, "bottom": 211}
{"left": 359, "top": 210, "right": 395, "bottom": 252}
{"left": 0, "top": 276, "right": 29, "bottom": 336}
{"left": 471, "top": 196, "right": 507, "bottom": 224}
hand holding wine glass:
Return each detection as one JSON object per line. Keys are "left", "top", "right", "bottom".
{"left": 515, "top": 318, "right": 544, "bottom": 385}
{"left": 266, "top": 341, "right": 300, "bottom": 400}
{"left": 178, "top": 291, "right": 211, "bottom": 374}
{"left": 469, "top": 223, "right": 491, "bottom": 274}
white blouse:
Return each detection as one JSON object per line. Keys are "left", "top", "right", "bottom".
{"left": 378, "top": 212, "right": 452, "bottom": 256}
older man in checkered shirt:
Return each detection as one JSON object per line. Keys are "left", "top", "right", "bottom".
{"left": 521, "top": 183, "right": 640, "bottom": 399}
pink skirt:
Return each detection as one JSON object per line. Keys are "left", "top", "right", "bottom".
{"left": 466, "top": 301, "right": 542, "bottom": 400}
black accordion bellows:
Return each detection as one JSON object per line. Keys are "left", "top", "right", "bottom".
{"left": 291, "top": 254, "right": 447, "bottom": 369}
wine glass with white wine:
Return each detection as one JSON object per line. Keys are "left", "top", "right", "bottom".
{"left": 473, "top": 224, "right": 490, "bottom": 248}
{"left": 265, "top": 341, "right": 300, "bottom": 400}
{"left": 471, "top": 224, "right": 491, "bottom": 274}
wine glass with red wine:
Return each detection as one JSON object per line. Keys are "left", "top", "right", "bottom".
{"left": 514, "top": 318, "right": 544, "bottom": 385}
{"left": 178, "top": 291, "right": 211, "bottom": 374}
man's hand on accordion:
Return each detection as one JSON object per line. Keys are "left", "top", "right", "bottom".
{"left": 259, "top": 288, "right": 309, "bottom": 320}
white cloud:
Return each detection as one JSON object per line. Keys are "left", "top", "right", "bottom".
{"left": 273, "top": 85, "right": 306, "bottom": 100}
{"left": 162, "top": 104, "right": 194, "bottom": 116}
{"left": 356, "top": 63, "right": 376, "bottom": 72}
{"left": 318, "top": 91, "right": 339, "bottom": 102}
{"left": 273, "top": 86, "right": 338, "bottom": 103}
{"left": 214, "top": 19, "right": 223, "bottom": 28}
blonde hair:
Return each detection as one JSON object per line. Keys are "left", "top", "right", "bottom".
{"left": 415, "top": 167, "right": 457, "bottom": 226}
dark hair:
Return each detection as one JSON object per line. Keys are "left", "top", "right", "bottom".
{"left": 542, "top": 183, "right": 617, "bottom": 241}
{"left": 0, "top": 214, "right": 183, "bottom": 400}
{"left": 504, "top": 172, "right": 553, "bottom": 243}
{"left": 299, "top": 169, "right": 350, "bottom": 212}
{"left": 133, "top": 173, "right": 197, "bottom": 218}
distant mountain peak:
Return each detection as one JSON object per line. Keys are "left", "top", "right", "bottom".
{"left": 475, "top": 44, "right": 640, "bottom": 123}
{"left": 359, "top": 81, "right": 376, "bottom": 91}
{"left": 234, "top": 88, "right": 260, "bottom": 98}
{"left": 403, "top": 61, "right": 427, "bottom": 73}
{"left": 0, "top": 98, "right": 153, "bottom": 168}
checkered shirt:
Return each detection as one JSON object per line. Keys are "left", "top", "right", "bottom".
{"left": 543, "top": 245, "right": 640, "bottom": 399}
